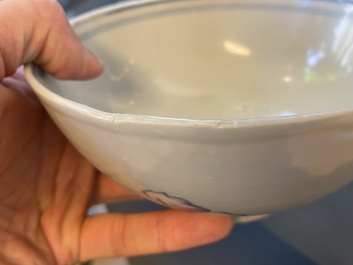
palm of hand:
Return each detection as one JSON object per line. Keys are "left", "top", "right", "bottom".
{"left": 0, "top": 72, "right": 104, "bottom": 264}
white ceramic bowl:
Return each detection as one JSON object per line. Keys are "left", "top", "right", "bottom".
{"left": 25, "top": 0, "right": 353, "bottom": 215}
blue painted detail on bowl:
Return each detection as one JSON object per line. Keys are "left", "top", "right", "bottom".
{"left": 143, "top": 190, "right": 246, "bottom": 216}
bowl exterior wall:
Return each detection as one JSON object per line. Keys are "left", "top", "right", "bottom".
{"left": 41, "top": 102, "right": 353, "bottom": 215}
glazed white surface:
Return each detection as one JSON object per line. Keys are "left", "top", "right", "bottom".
{"left": 25, "top": 0, "right": 353, "bottom": 215}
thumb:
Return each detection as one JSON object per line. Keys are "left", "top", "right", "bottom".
{"left": 0, "top": 0, "right": 103, "bottom": 80}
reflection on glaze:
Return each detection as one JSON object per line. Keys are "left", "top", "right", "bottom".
{"left": 302, "top": 10, "right": 353, "bottom": 84}
{"left": 224, "top": 40, "right": 252, "bottom": 57}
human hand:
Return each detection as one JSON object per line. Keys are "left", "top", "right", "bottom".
{"left": 0, "top": 1, "right": 233, "bottom": 264}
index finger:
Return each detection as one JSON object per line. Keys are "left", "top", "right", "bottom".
{"left": 79, "top": 210, "right": 233, "bottom": 261}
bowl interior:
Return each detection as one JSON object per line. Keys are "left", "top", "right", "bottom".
{"left": 38, "top": 0, "right": 353, "bottom": 120}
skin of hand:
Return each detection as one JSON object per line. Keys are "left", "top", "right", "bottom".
{"left": 0, "top": 0, "right": 233, "bottom": 264}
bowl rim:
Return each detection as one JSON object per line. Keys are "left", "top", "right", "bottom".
{"left": 24, "top": 0, "right": 353, "bottom": 129}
